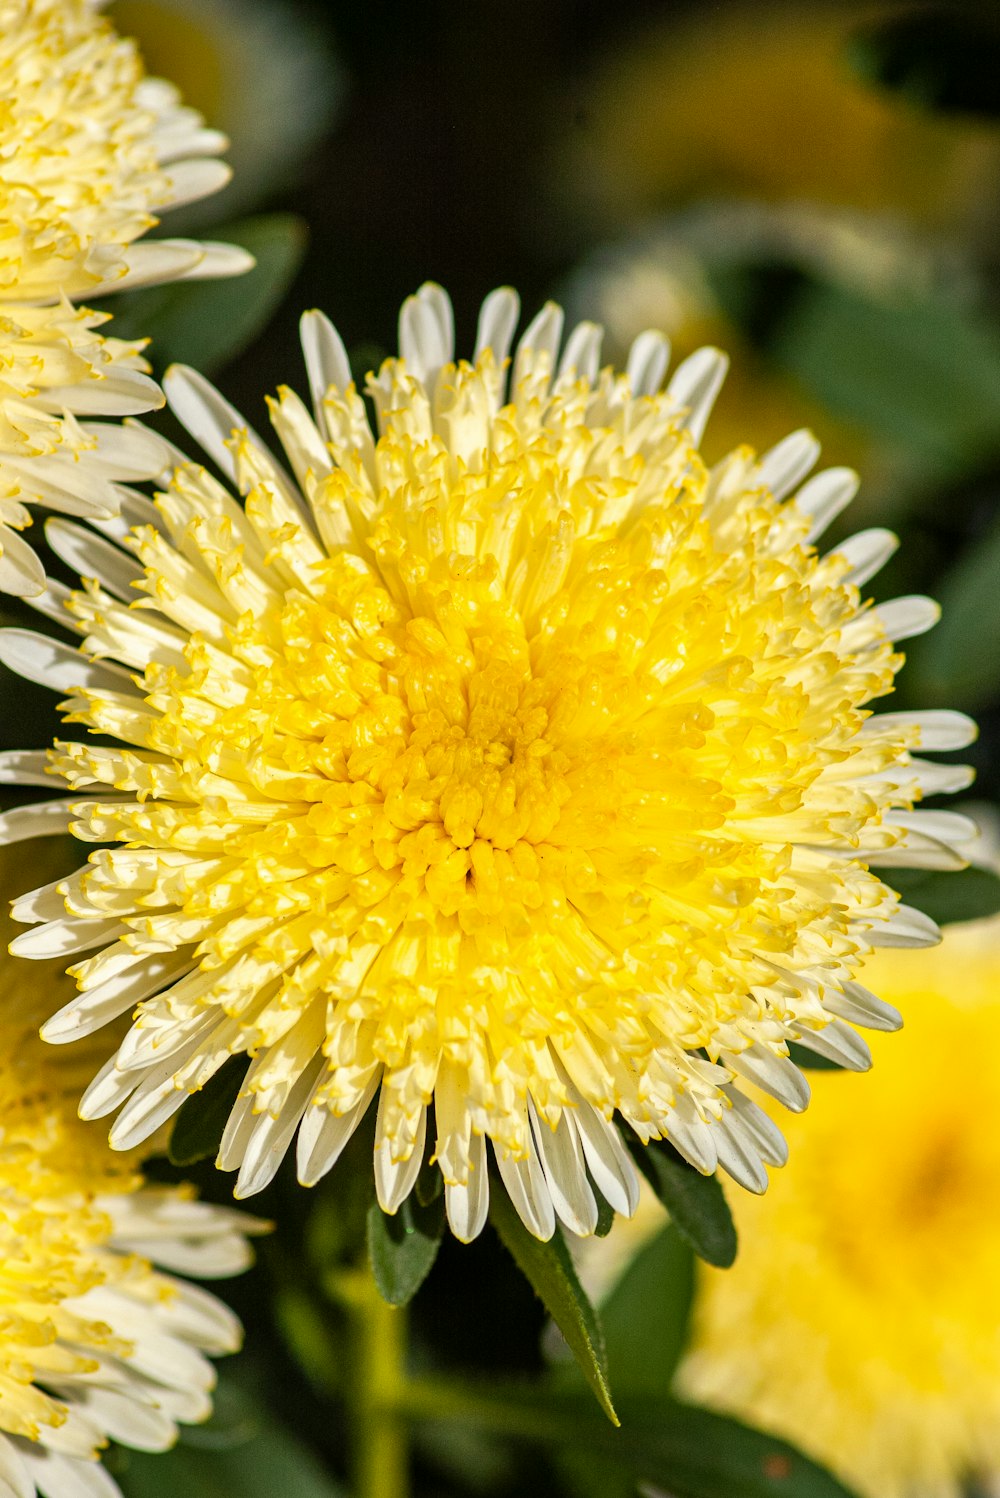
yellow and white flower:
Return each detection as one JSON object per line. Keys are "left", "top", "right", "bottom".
{"left": 0, "top": 860, "right": 264, "bottom": 1498}
{"left": 0, "top": 0, "right": 251, "bottom": 595}
{"left": 0, "top": 283, "right": 977, "bottom": 1243}
{"left": 678, "top": 917, "right": 1000, "bottom": 1498}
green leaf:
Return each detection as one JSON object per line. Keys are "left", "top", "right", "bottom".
{"left": 786, "top": 1043, "right": 845, "bottom": 1072}
{"left": 849, "top": 8, "right": 1000, "bottom": 119}
{"left": 633, "top": 1142, "right": 737, "bottom": 1269}
{"left": 489, "top": 1186, "right": 619, "bottom": 1425}
{"left": 601, "top": 1223, "right": 695, "bottom": 1395}
{"left": 594, "top": 1189, "right": 616, "bottom": 1238}
{"left": 366, "top": 1194, "right": 445, "bottom": 1308}
{"left": 407, "top": 1383, "right": 860, "bottom": 1498}
{"left": 168, "top": 1055, "right": 248, "bottom": 1166}
{"left": 98, "top": 213, "right": 308, "bottom": 376}
{"left": 116, "top": 1372, "right": 347, "bottom": 1498}
{"left": 888, "top": 866, "right": 1000, "bottom": 926}
{"left": 773, "top": 284, "right": 1000, "bottom": 480}
{"left": 906, "top": 512, "right": 1000, "bottom": 710}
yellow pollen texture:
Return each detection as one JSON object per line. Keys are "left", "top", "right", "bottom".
{"left": 50, "top": 349, "right": 912, "bottom": 1183}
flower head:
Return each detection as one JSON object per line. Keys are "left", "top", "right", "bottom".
{"left": 0, "top": 0, "right": 241, "bottom": 303}
{"left": 0, "top": 852, "right": 264, "bottom": 1498}
{"left": 678, "top": 917, "right": 1000, "bottom": 1498}
{"left": 0, "top": 0, "right": 251, "bottom": 596}
{"left": 0, "top": 283, "right": 977, "bottom": 1243}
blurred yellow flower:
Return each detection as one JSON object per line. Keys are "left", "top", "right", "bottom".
{"left": 0, "top": 283, "right": 975, "bottom": 1246}
{"left": 0, "top": 850, "right": 265, "bottom": 1498}
{"left": 679, "top": 918, "right": 1000, "bottom": 1498}
{"left": 0, "top": 0, "right": 251, "bottom": 595}
{"left": 558, "top": 1, "right": 1000, "bottom": 235}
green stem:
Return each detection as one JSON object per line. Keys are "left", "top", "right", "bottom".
{"left": 394, "top": 1378, "right": 565, "bottom": 1441}
{"left": 333, "top": 1266, "right": 410, "bottom": 1498}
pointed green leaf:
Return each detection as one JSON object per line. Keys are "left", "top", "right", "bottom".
{"left": 489, "top": 1187, "right": 618, "bottom": 1424}
{"left": 634, "top": 1141, "right": 737, "bottom": 1268}
{"left": 366, "top": 1194, "right": 445, "bottom": 1308}
{"left": 787, "top": 1043, "right": 845, "bottom": 1072}
{"left": 601, "top": 1223, "right": 695, "bottom": 1394}
{"left": 889, "top": 866, "right": 1000, "bottom": 925}
{"left": 168, "top": 1056, "right": 248, "bottom": 1166}
{"left": 405, "top": 1382, "right": 860, "bottom": 1498}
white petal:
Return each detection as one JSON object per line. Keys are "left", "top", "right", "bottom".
{"left": 513, "top": 301, "right": 564, "bottom": 387}
{"left": 0, "top": 1436, "right": 33, "bottom": 1498}
{"left": 217, "top": 1090, "right": 256, "bottom": 1171}
{"left": 296, "top": 1069, "right": 381, "bottom": 1187}
{"left": 867, "top": 903, "right": 941, "bottom": 948}
{"left": 794, "top": 466, "right": 859, "bottom": 541}
{"left": 173, "top": 241, "right": 256, "bottom": 281}
{"left": 908, "top": 758, "right": 975, "bottom": 797}
{"left": 625, "top": 330, "right": 670, "bottom": 397}
{"left": 529, "top": 1101, "right": 598, "bottom": 1237}
{"left": 0, "top": 628, "right": 135, "bottom": 695}
{"left": 162, "top": 157, "right": 232, "bottom": 210}
{"left": 832, "top": 527, "right": 899, "bottom": 587}
{"left": 41, "top": 956, "right": 194, "bottom": 1044}
{"left": 52, "top": 1385, "right": 176, "bottom": 1455}
{"left": 0, "top": 749, "right": 55, "bottom": 786}
{"left": 825, "top": 980, "right": 903, "bottom": 1033}
{"left": 27, "top": 579, "right": 83, "bottom": 631}
{"left": 234, "top": 1058, "right": 325, "bottom": 1198}
{"left": 398, "top": 282, "right": 454, "bottom": 383}
{"left": 78, "top": 1055, "right": 140, "bottom": 1121}
{"left": 570, "top": 1101, "right": 640, "bottom": 1218}
{"left": 9, "top": 915, "right": 126, "bottom": 959}
{"left": 757, "top": 429, "right": 821, "bottom": 501}
{"left": 19, "top": 1448, "right": 121, "bottom": 1498}
{"left": 150, "top": 1277, "right": 244, "bottom": 1354}
{"left": 0, "top": 524, "right": 46, "bottom": 598}
{"left": 721, "top": 1085, "right": 789, "bottom": 1168}
{"left": 300, "top": 309, "right": 352, "bottom": 419}
{"left": 727, "top": 1044, "right": 810, "bottom": 1113}
{"left": 373, "top": 1105, "right": 427, "bottom": 1216}
{"left": 791, "top": 1019, "right": 872, "bottom": 1072}
{"left": 712, "top": 1117, "right": 769, "bottom": 1194}
{"left": 493, "top": 1141, "right": 555, "bottom": 1241}
{"left": 666, "top": 346, "right": 728, "bottom": 444}
{"left": 862, "top": 709, "right": 978, "bottom": 752}
{"left": 873, "top": 595, "right": 941, "bottom": 642}
{"left": 557, "top": 321, "right": 603, "bottom": 384}
{"left": 37, "top": 369, "right": 163, "bottom": 417}
{"left": 45, "top": 521, "right": 144, "bottom": 600}
{"left": 99, "top": 239, "right": 203, "bottom": 293}
{"left": 0, "top": 799, "right": 75, "bottom": 843}
{"left": 661, "top": 1100, "right": 718, "bottom": 1175}
{"left": 445, "top": 1132, "right": 490, "bottom": 1243}
{"left": 474, "top": 287, "right": 520, "bottom": 365}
